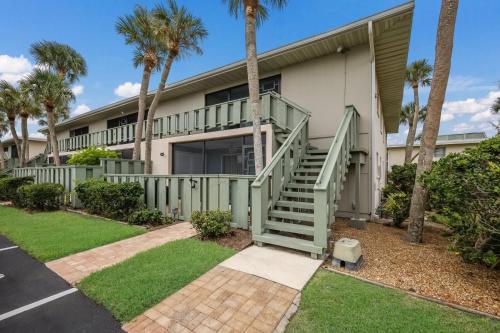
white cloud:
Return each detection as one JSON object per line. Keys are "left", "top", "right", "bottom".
{"left": 441, "top": 90, "right": 500, "bottom": 123}
{"left": 0, "top": 54, "right": 34, "bottom": 84}
{"left": 446, "top": 76, "right": 496, "bottom": 93}
{"left": 29, "top": 132, "right": 46, "bottom": 139}
{"left": 470, "top": 110, "right": 497, "bottom": 122}
{"left": 72, "top": 84, "right": 84, "bottom": 96}
{"left": 452, "top": 122, "right": 474, "bottom": 133}
{"left": 73, "top": 104, "right": 91, "bottom": 116}
{"left": 114, "top": 82, "right": 140, "bottom": 98}
{"left": 440, "top": 113, "right": 454, "bottom": 122}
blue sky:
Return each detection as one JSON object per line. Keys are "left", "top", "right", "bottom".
{"left": 0, "top": 0, "right": 499, "bottom": 143}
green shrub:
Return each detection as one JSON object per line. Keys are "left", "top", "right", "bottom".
{"left": 14, "top": 183, "right": 65, "bottom": 211}
{"left": 191, "top": 210, "right": 231, "bottom": 239}
{"left": 0, "top": 176, "right": 34, "bottom": 201}
{"left": 75, "top": 179, "right": 143, "bottom": 220}
{"left": 128, "top": 209, "right": 165, "bottom": 226}
{"left": 67, "top": 146, "right": 119, "bottom": 166}
{"left": 383, "top": 192, "right": 410, "bottom": 227}
{"left": 421, "top": 135, "right": 499, "bottom": 267}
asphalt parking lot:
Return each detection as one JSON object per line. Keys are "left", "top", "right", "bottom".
{"left": 0, "top": 235, "right": 124, "bottom": 333}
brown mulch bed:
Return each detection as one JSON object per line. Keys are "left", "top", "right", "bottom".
{"left": 213, "top": 228, "right": 253, "bottom": 251}
{"left": 328, "top": 218, "right": 500, "bottom": 317}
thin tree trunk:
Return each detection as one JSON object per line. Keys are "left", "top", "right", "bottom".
{"left": 21, "top": 115, "right": 29, "bottom": 167}
{"left": 46, "top": 110, "right": 61, "bottom": 166}
{"left": 132, "top": 65, "right": 153, "bottom": 160}
{"left": 0, "top": 140, "right": 4, "bottom": 170}
{"left": 245, "top": 4, "right": 264, "bottom": 174}
{"left": 7, "top": 117, "right": 21, "bottom": 165}
{"left": 145, "top": 53, "right": 176, "bottom": 174}
{"left": 408, "top": 0, "right": 459, "bottom": 243}
{"left": 404, "top": 87, "right": 420, "bottom": 164}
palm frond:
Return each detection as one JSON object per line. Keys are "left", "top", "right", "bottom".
{"left": 223, "top": 0, "right": 287, "bottom": 25}
{"left": 405, "top": 59, "right": 433, "bottom": 88}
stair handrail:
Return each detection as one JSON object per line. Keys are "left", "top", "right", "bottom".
{"left": 251, "top": 98, "right": 311, "bottom": 239}
{"left": 312, "top": 105, "right": 359, "bottom": 251}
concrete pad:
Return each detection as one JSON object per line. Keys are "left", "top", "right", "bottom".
{"left": 219, "top": 245, "right": 323, "bottom": 290}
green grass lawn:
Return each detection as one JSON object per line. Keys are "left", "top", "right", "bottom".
{"left": 78, "top": 238, "right": 235, "bottom": 322}
{"left": 287, "top": 270, "right": 500, "bottom": 333}
{"left": 0, "top": 206, "right": 145, "bottom": 262}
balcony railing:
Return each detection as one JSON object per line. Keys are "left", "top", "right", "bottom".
{"left": 49, "top": 92, "right": 308, "bottom": 154}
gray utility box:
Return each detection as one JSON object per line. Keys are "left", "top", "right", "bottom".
{"left": 332, "top": 238, "right": 363, "bottom": 271}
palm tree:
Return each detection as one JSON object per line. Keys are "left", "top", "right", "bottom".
{"left": 491, "top": 97, "right": 500, "bottom": 114}
{"left": 224, "top": 0, "right": 288, "bottom": 174}
{"left": 0, "top": 81, "right": 22, "bottom": 163}
{"left": 404, "top": 59, "right": 433, "bottom": 165}
{"left": 116, "top": 5, "right": 164, "bottom": 161}
{"left": 24, "top": 69, "right": 74, "bottom": 166}
{"left": 30, "top": 41, "right": 87, "bottom": 84}
{"left": 17, "top": 85, "right": 42, "bottom": 166}
{"left": 400, "top": 102, "right": 427, "bottom": 161}
{"left": 143, "top": 0, "right": 208, "bottom": 174}
{"left": 0, "top": 113, "right": 8, "bottom": 170}
{"left": 408, "top": 0, "right": 459, "bottom": 243}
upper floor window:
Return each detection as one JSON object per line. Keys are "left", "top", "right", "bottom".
{"left": 434, "top": 147, "right": 446, "bottom": 158}
{"left": 69, "top": 126, "right": 89, "bottom": 137}
{"left": 107, "top": 111, "right": 148, "bottom": 129}
{"left": 205, "top": 75, "right": 281, "bottom": 106}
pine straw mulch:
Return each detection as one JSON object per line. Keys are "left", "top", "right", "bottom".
{"left": 327, "top": 218, "right": 500, "bottom": 317}
{"left": 197, "top": 228, "right": 253, "bottom": 251}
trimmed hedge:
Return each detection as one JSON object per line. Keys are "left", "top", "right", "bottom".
{"left": 128, "top": 209, "right": 170, "bottom": 226}
{"left": 0, "top": 176, "right": 34, "bottom": 201}
{"left": 75, "top": 179, "right": 143, "bottom": 220}
{"left": 191, "top": 210, "right": 231, "bottom": 239}
{"left": 14, "top": 183, "right": 65, "bottom": 211}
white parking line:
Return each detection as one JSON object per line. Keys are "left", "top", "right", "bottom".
{"left": 0, "top": 288, "right": 78, "bottom": 321}
{"left": 0, "top": 246, "right": 18, "bottom": 252}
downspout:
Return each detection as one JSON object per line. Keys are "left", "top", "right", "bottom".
{"left": 368, "top": 20, "right": 376, "bottom": 220}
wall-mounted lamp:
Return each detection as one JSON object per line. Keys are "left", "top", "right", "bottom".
{"left": 160, "top": 152, "right": 165, "bottom": 156}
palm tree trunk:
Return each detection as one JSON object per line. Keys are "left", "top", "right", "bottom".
{"left": 245, "top": 4, "right": 264, "bottom": 174}
{"left": 21, "top": 116, "right": 29, "bottom": 167}
{"left": 404, "top": 87, "right": 420, "bottom": 164}
{"left": 145, "top": 53, "right": 176, "bottom": 174}
{"left": 132, "top": 65, "right": 153, "bottom": 160}
{"left": 7, "top": 117, "right": 21, "bottom": 165}
{"left": 408, "top": 0, "right": 458, "bottom": 243}
{"left": 0, "top": 140, "right": 4, "bottom": 170}
{"left": 46, "top": 109, "right": 61, "bottom": 166}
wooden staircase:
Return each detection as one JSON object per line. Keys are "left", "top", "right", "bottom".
{"left": 252, "top": 105, "right": 360, "bottom": 258}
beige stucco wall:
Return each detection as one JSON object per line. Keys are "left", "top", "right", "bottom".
{"left": 387, "top": 142, "right": 481, "bottom": 170}
{"left": 4, "top": 140, "right": 46, "bottom": 159}
{"left": 54, "top": 44, "right": 385, "bottom": 218}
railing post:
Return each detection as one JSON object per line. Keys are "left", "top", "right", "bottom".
{"left": 313, "top": 189, "right": 328, "bottom": 259}
{"left": 251, "top": 180, "right": 267, "bottom": 243}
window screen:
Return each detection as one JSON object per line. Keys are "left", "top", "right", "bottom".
{"left": 69, "top": 126, "right": 89, "bottom": 137}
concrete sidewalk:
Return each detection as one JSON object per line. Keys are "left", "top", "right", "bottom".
{"left": 47, "top": 222, "right": 197, "bottom": 284}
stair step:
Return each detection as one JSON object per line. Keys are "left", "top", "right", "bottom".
{"left": 264, "top": 220, "right": 314, "bottom": 236}
{"left": 281, "top": 191, "right": 314, "bottom": 199}
{"left": 286, "top": 183, "right": 314, "bottom": 190}
{"left": 300, "top": 161, "right": 324, "bottom": 166}
{"left": 306, "top": 149, "right": 329, "bottom": 155}
{"left": 295, "top": 168, "right": 321, "bottom": 174}
{"left": 253, "top": 233, "right": 323, "bottom": 255}
{"left": 269, "top": 210, "right": 314, "bottom": 222}
{"left": 291, "top": 175, "right": 317, "bottom": 181}
{"left": 276, "top": 200, "right": 314, "bottom": 210}
{"left": 302, "top": 155, "right": 326, "bottom": 161}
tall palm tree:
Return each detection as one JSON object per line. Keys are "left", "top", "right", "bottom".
{"left": 408, "top": 0, "right": 459, "bottom": 243}
{"left": 0, "top": 81, "right": 22, "bottom": 163}
{"left": 400, "top": 102, "right": 427, "bottom": 160}
{"left": 404, "top": 59, "right": 433, "bottom": 164}
{"left": 0, "top": 113, "right": 8, "bottom": 170}
{"left": 30, "top": 41, "right": 87, "bottom": 84}
{"left": 17, "top": 85, "right": 42, "bottom": 166}
{"left": 24, "top": 69, "right": 74, "bottom": 166}
{"left": 224, "top": 0, "right": 288, "bottom": 174}
{"left": 116, "top": 5, "right": 164, "bottom": 161}
{"left": 143, "top": 0, "right": 208, "bottom": 174}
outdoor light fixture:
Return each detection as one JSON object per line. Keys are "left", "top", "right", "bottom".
{"left": 160, "top": 152, "right": 165, "bottom": 156}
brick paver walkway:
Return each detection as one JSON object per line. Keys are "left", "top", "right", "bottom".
{"left": 123, "top": 266, "right": 299, "bottom": 333}
{"left": 47, "top": 222, "right": 197, "bottom": 284}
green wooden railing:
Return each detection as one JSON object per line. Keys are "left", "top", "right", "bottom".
{"left": 105, "top": 174, "right": 254, "bottom": 229}
{"left": 313, "top": 106, "right": 359, "bottom": 250}
{"left": 251, "top": 104, "right": 311, "bottom": 238}
{"left": 50, "top": 92, "right": 308, "bottom": 153}
{"left": 100, "top": 158, "right": 144, "bottom": 175}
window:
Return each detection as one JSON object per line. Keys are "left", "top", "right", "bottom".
{"left": 434, "top": 147, "right": 446, "bottom": 158}
{"left": 205, "top": 75, "right": 281, "bottom": 106}
{"left": 172, "top": 135, "right": 266, "bottom": 175}
{"left": 107, "top": 111, "right": 148, "bottom": 129}
{"left": 117, "top": 148, "right": 133, "bottom": 160}
{"left": 69, "top": 126, "right": 89, "bottom": 137}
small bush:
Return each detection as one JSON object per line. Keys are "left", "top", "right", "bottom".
{"left": 191, "top": 210, "right": 231, "bottom": 239}
{"left": 14, "top": 183, "right": 65, "bottom": 211}
{"left": 383, "top": 192, "right": 410, "bottom": 227}
{"left": 128, "top": 209, "right": 165, "bottom": 226}
{"left": 75, "top": 179, "right": 143, "bottom": 220}
{"left": 0, "top": 176, "right": 34, "bottom": 201}
{"left": 67, "top": 146, "right": 119, "bottom": 166}
{"left": 421, "top": 135, "right": 499, "bottom": 268}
